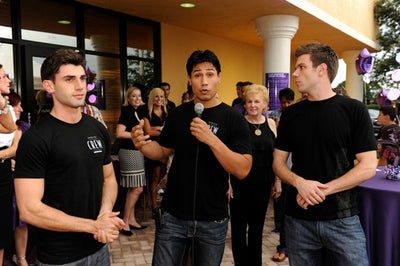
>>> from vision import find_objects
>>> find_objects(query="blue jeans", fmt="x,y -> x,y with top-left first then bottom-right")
36,244 -> 110,266
285,215 -> 368,266
152,211 -> 228,266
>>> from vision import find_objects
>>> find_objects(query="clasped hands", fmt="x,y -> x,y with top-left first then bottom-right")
296,179 -> 328,210
93,211 -> 125,244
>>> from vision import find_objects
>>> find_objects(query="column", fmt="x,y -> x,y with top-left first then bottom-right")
255,15 -> 299,110
341,50 -> 364,102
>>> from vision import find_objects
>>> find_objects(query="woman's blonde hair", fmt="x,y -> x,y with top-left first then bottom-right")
244,84 -> 269,113
123,86 -> 143,107
147,87 -> 167,119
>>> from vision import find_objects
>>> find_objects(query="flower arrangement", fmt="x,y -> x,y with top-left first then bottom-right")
378,126 -> 400,180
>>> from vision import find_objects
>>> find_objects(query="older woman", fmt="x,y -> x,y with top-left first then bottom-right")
116,87 -> 147,235
229,84 -> 277,266
143,87 -> 168,215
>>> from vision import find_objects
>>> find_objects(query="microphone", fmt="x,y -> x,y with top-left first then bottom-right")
194,103 -> 204,118
192,102 -> 204,265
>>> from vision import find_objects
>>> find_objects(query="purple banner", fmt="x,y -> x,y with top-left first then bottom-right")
265,72 -> 289,111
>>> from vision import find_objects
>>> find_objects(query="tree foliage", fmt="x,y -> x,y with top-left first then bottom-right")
369,0 -> 400,92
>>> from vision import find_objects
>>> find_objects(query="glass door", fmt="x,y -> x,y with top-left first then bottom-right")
22,45 -> 59,124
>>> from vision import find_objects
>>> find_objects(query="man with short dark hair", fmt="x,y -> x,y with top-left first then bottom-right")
159,82 -> 176,113
378,105 -> 397,130
15,49 -> 124,265
232,81 -> 252,115
231,81 -> 243,106
273,43 -> 377,266
132,49 -> 252,265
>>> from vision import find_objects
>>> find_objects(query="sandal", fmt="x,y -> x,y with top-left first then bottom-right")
12,255 -> 27,266
272,250 -> 287,262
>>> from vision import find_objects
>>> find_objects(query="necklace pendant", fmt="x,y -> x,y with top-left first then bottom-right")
255,129 -> 262,136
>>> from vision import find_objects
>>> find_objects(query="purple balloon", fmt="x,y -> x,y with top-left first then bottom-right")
387,88 -> 400,101
355,48 -> 374,75
392,69 -> 400,82
360,48 -> 371,58
396,52 -> 400,64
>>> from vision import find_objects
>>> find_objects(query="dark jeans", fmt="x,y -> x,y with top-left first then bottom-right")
285,215 -> 368,266
152,211 -> 228,266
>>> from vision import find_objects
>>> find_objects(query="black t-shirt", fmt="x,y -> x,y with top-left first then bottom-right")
143,105 -> 167,141
158,101 -> 252,221
275,95 -> 377,220
118,105 -> 146,150
166,100 -> 176,114
15,114 -> 111,264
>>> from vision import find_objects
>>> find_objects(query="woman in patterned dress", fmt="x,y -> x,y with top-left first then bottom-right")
116,87 -> 148,235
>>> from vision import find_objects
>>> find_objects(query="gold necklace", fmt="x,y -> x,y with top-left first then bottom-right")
253,123 -> 262,136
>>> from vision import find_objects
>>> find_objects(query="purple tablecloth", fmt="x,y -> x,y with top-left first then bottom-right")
358,166 -> 400,266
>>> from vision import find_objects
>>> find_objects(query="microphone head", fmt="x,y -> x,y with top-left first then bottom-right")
194,103 -> 204,117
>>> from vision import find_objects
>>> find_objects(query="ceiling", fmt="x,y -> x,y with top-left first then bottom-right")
75,0 -> 378,55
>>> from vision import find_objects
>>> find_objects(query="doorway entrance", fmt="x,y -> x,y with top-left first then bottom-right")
22,45 -> 62,124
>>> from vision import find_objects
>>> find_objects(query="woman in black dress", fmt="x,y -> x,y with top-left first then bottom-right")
143,87 -> 168,215
229,84 -> 277,266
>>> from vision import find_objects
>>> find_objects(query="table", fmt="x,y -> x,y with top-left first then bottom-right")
358,166 -> 400,266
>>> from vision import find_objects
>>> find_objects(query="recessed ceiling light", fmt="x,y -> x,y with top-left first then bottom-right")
180,3 -> 195,8
57,20 -> 71,25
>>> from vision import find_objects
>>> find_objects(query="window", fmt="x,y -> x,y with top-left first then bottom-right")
0,43 -> 14,86
84,9 -> 119,53
20,0 -> 76,46
127,59 -> 155,90
86,54 -> 121,136
0,0 -> 12,39
127,21 -> 154,58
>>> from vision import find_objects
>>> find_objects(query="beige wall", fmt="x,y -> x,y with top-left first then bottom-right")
306,0 -> 378,41
160,23 -> 263,106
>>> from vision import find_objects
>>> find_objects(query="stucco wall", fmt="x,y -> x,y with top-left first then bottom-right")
305,0 -> 378,41
160,23 -> 263,106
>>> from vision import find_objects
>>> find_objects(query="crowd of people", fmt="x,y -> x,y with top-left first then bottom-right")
0,42 -> 380,266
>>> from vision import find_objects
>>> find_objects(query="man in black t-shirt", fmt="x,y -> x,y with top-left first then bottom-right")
15,49 -> 124,265
132,50 -> 252,266
273,43 -> 377,266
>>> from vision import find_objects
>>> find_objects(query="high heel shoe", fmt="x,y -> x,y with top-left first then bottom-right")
129,224 -> 147,230
120,229 -> 133,236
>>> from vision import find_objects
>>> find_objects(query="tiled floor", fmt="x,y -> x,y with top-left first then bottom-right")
109,200 -> 289,266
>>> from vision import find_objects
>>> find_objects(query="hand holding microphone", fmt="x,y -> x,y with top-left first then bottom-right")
191,103 -> 214,145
